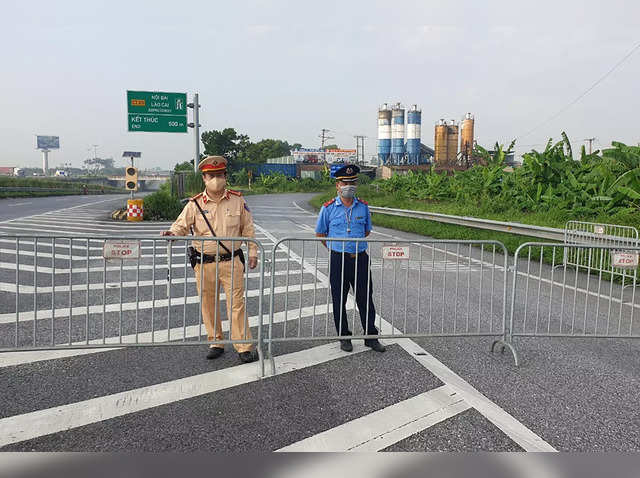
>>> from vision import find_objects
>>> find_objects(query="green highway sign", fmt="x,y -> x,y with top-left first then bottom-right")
126,90 -> 187,133
128,114 -> 187,133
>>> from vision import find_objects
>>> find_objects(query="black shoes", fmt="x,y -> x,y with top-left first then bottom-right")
365,339 -> 386,353
340,340 -> 353,352
206,347 -> 224,360
239,351 -> 256,363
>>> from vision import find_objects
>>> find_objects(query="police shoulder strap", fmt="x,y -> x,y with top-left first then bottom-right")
190,198 -> 233,256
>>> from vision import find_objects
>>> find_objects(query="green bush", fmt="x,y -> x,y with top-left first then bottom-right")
143,188 -> 183,221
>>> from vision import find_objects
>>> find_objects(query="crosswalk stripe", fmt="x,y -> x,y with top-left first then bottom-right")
0,269 -> 295,294
0,281 -> 326,324
0,304 -> 351,368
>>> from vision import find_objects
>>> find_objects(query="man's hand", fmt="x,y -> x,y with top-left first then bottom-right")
161,231 -> 175,236
248,256 -> 258,269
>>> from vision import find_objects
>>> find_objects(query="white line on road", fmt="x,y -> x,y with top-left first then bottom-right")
0,268 -> 294,294
0,304 -> 346,368
0,339 -> 373,447
7,202 -> 32,206
0,281 -> 325,324
277,385 -> 469,451
0,197 -> 127,225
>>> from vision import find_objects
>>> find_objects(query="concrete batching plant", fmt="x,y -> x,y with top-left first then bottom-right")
433,113 -> 475,168
377,104 -> 391,164
377,102 -> 427,165
406,105 -> 421,163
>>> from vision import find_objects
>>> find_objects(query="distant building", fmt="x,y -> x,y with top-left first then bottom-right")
292,148 -> 357,164
0,167 -> 16,176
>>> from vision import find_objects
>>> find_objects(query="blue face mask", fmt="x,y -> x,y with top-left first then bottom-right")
339,185 -> 357,198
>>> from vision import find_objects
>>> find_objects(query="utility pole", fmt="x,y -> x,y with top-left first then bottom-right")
188,93 -> 201,173
584,137 -> 596,155
318,129 -> 333,163
354,135 -> 367,164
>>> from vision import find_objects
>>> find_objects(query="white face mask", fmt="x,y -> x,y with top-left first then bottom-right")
206,176 -> 226,193
339,185 -> 357,198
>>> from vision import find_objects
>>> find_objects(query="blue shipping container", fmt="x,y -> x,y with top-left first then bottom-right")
256,164 -> 297,178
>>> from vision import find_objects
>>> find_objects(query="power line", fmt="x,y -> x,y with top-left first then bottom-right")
517,40 -> 640,141
318,129 -> 334,162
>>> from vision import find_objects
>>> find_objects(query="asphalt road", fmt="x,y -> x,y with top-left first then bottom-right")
0,192 -> 638,451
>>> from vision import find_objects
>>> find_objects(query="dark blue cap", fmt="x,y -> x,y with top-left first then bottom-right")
334,164 -> 360,181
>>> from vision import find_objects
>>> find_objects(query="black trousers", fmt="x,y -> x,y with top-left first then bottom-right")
329,250 -> 379,339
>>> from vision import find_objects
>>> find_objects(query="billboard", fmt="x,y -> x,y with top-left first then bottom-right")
36,136 -> 60,150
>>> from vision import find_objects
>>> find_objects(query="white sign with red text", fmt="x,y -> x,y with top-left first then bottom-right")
611,250 -> 639,269
103,240 -> 141,260
381,245 -> 410,260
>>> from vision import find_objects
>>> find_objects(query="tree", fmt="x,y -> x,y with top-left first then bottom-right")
201,128 -> 250,161
174,161 -> 194,172
239,139 -> 291,163
291,143 -> 302,151
324,144 -> 339,150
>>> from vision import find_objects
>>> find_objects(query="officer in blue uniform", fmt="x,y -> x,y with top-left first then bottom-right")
316,164 -> 385,353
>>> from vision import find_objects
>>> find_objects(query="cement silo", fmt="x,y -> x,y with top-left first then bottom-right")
406,105 -> 421,164
446,120 -> 458,163
434,119 -> 448,163
377,104 -> 392,164
391,103 -> 405,163
460,113 -> 474,162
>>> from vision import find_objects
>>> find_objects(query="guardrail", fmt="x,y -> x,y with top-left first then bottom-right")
0,187 -> 121,194
368,206 -> 566,241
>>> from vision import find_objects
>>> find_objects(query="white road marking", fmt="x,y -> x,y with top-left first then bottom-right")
292,201 -> 314,215
0,197 -> 127,225
0,281 -> 325,324
0,268 -> 293,294
0,304 -> 348,368
8,202 -> 32,206
277,385 -> 469,451
0,339 -> 377,448
0,256 -> 288,274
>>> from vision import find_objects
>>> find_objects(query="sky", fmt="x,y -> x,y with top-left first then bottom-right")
1,0 -> 639,170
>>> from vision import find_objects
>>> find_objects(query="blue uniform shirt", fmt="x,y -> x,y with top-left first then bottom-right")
316,196 -> 372,253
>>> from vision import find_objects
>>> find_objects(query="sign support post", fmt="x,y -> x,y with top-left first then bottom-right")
42,149 -> 49,176
188,93 -> 201,173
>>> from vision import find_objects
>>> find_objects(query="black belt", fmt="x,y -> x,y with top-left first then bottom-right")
331,250 -> 367,259
194,248 -> 243,264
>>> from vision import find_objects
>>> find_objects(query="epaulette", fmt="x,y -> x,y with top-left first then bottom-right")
227,189 -> 243,196
358,198 -> 369,205
189,192 -> 203,201
323,198 -> 336,207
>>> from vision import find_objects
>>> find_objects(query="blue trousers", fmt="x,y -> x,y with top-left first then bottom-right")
329,250 -> 379,339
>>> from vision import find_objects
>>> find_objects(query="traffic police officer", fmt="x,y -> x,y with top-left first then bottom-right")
162,156 -> 258,363
315,164 -> 385,353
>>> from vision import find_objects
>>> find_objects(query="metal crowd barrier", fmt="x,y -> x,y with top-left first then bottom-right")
267,237 -> 511,373
562,221 -> 638,285
501,242 -> 640,365
0,235 -> 266,374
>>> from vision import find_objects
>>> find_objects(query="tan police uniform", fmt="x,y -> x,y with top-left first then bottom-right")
169,156 -> 257,353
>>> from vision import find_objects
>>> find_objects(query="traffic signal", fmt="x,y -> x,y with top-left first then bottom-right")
125,166 -> 138,191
